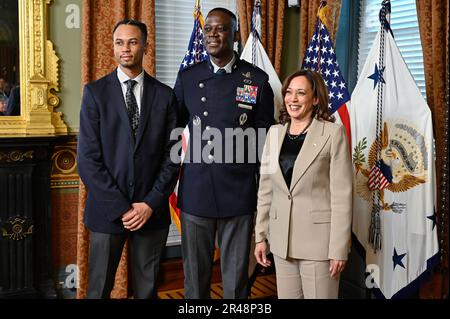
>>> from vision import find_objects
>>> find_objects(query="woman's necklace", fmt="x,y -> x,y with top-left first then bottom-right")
286,119 -> 313,140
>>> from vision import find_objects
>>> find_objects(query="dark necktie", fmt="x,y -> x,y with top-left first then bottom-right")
125,79 -> 139,137
216,68 -> 226,75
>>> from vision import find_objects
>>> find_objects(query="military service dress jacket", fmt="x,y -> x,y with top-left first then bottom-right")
174,55 -> 275,218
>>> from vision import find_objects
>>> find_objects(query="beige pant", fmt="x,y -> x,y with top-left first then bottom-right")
273,255 -> 339,299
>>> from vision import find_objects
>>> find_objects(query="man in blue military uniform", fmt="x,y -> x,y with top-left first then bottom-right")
174,7 -> 274,299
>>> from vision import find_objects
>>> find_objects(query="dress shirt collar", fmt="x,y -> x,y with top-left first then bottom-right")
117,67 -> 144,85
210,54 -> 236,74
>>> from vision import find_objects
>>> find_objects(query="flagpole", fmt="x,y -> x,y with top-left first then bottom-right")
251,0 -> 262,66
368,0 -> 391,253
315,1 -> 327,70
194,0 -> 200,18
194,0 -> 202,22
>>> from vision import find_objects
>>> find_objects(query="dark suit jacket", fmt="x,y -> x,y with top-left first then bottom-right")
6,86 -> 20,116
174,55 -> 274,218
77,69 -> 179,234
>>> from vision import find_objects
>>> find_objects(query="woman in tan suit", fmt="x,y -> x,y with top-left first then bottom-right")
254,69 -> 352,299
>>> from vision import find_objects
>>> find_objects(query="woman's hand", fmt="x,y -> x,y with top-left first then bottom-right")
254,241 -> 271,267
329,259 -> 347,278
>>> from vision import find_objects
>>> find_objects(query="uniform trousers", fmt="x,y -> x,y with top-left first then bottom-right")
181,212 -> 253,299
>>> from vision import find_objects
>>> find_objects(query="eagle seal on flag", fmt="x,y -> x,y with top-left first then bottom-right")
353,121 -> 428,213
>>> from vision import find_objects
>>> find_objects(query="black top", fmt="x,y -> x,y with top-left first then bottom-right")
279,132 -> 307,188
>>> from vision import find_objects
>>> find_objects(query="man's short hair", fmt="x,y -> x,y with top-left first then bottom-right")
207,7 -> 238,32
113,19 -> 148,43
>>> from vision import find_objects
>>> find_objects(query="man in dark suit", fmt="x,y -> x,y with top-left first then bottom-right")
6,85 -> 20,116
77,19 -> 178,299
0,77 -> 8,116
174,8 -> 274,299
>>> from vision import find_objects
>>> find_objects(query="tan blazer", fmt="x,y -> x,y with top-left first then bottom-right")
255,118 -> 352,261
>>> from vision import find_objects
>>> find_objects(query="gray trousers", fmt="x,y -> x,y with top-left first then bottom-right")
87,227 -> 169,299
181,212 -> 253,299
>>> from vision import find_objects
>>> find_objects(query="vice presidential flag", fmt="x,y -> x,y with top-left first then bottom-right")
240,0 -> 283,120
169,1 -> 207,235
301,0 -> 351,148
350,0 -> 439,298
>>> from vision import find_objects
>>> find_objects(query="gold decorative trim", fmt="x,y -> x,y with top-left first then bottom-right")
51,149 -> 77,174
0,150 -> 34,163
0,0 -> 68,135
50,142 -> 79,189
1,216 -> 34,241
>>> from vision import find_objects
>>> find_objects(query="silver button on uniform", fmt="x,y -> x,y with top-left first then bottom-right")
199,83 -> 204,88
201,97 -> 206,102
203,111 -> 208,117
206,126 -> 210,130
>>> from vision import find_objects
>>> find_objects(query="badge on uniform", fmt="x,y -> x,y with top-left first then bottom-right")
243,72 -> 252,84
193,115 -> 201,126
239,113 -> 248,125
238,103 -> 252,110
236,85 -> 258,104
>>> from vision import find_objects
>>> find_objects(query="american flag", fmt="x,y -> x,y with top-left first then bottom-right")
180,5 -> 207,71
169,2 -> 207,235
301,1 -> 351,148
368,163 -> 391,190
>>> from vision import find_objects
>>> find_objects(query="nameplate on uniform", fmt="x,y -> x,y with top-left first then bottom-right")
236,85 -> 258,104
238,103 -> 252,110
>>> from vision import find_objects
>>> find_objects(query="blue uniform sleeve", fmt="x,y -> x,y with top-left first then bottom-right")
174,71 -> 189,128
255,76 -> 275,159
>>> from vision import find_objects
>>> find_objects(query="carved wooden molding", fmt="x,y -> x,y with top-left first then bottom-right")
0,150 -> 34,163
1,216 -> 34,241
